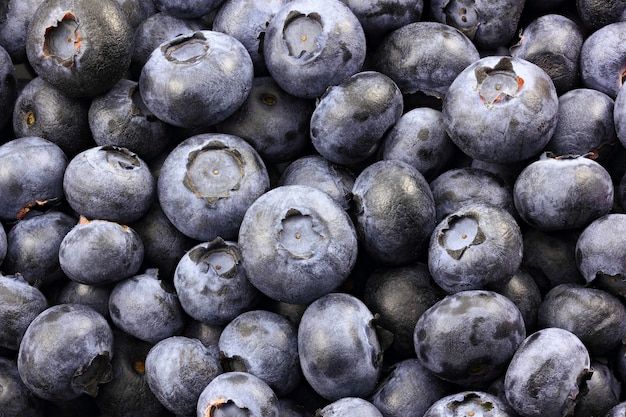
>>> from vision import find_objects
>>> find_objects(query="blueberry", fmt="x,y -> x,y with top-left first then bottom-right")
139,30 -> 254,129
414,290 -> 526,387
0,0 -> 45,64
310,71 -> 403,166
298,292 -> 382,401
372,21 -> 479,97
0,221 -> 6,265
153,0 -> 225,19
58,218 -> 144,286
25,0 -> 133,97
0,272 -> 48,350
423,391 -> 516,417
580,21 -> 626,99
0,136 -> 67,222
55,280 -> 112,319
145,336 -> 222,415
504,328 -> 592,417
0,45 -> 17,132
157,132 -> 269,242
109,269 -> 186,344
218,309 -> 301,396
513,154 -> 614,231
573,360 -> 621,417
316,397 -> 382,417
263,0 -> 367,99
613,80 -> 626,150
173,238 -> 258,325
488,269 -> 542,334
576,0 -> 626,31
112,0 -> 158,30
12,77 -> 94,157
605,402 -> 626,417
238,185 -> 358,304
428,204 -> 523,293
443,56 -> 558,163
17,303 -> 114,401
340,0 -> 423,38
0,356 -> 44,417
196,371 -> 280,417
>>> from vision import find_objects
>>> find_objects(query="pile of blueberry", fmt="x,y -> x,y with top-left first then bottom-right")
3,0 -> 626,416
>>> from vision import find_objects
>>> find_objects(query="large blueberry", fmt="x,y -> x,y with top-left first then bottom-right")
263,0 -> 367,98
139,30 -> 253,128
310,71 -> 403,166
428,204 -> 523,293
0,356 -> 44,417
443,56 -> 558,163
238,185 -> 358,304
580,21 -> 626,99
577,0 -> 626,30
573,360 -> 621,417
158,133 -> 269,241
504,328 -> 592,417
414,290 -> 526,387
316,397 -> 382,417
298,292 -> 382,401
423,391 -> 516,417
17,304 -> 114,401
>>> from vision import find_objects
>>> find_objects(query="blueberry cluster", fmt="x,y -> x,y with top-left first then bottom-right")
2,0 -> 626,416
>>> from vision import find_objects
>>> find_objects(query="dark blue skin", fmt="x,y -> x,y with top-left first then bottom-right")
157,133 -> 270,242
145,336 -> 222,415
139,30 -> 254,129
58,218 -> 144,286
340,0 -> 423,38
0,45 -> 16,131
174,238 -> 258,325
310,71 -> 403,167
316,397 -> 382,417
510,14 -> 583,94
212,0 -> 291,75
613,81 -> 626,151
25,0 -> 133,97
513,154 -> 614,231
545,88 -> 617,157
0,0 -> 45,64
379,107 -> 457,182
263,0 -> 367,99
218,309 -> 301,396
430,167 -> 516,224
196,371 -> 280,417
55,281 -> 112,319
153,0 -> 224,18
12,77 -> 94,157
368,358 -> 452,417
351,159 -> 436,266
504,328 -> 592,417
63,145 -> 155,223
443,56 -> 559,164
488,269 -> 542,334
215,76 -> 315,165
428,204 -> 523,293
0,273 -> 48,351
17,303 -> 114,401
423,391 -> 516,417
88,79 -> 171,161
580,21 -> 626,99
279,398 -> 314,417
183,320 -> 223,350
0,137 -> 67,222
0,221 -> 6,265
298,292 -> 382,401
573,360 -> 621,417
279,155 -> 356,211
238,185 -> 358,305
429,0 -> 525,49
577,0 -> 626,31
112,0 -> 158,30
0,357 -> 44,417
2,210 -> 76,287
414,290 -> 526,388
538,284 -> 626,357
372,21 -> 479,97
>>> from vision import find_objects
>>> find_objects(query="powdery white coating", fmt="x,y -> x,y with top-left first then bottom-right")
576,213 -> 626,283
580,21 -> 626,99
423,391 -> 516,417
317,397 -> 383,416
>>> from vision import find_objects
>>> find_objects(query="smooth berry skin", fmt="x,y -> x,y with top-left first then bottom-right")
17,304 -> 114,402
504,328 -> 592,417
574,360 -> 621,417
55,280 -> 112,319
263,0 -> 367,99
613,82 -> 626,150
0,0 -> 45,64
580,21 -> 626,99
317,397 -> 382,417
0,45 -> 16,131
607,403 -> 626,417
238,185 -> 358,305
340,0 -> 423,38
489,269 -> 542,334
298,292 -> 382,401
0,357 -> 44,417
423,391 -> 516,417
153,0 -> 224,18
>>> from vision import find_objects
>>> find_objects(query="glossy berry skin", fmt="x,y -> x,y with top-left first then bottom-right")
298,292 -> 382,401
428,204 -> 523,293
263,0 -> 367,99
153,0 -> 224,18
513,154 -> 614,232
489,269 -> 542,334
580,21 -> 626,99
443,56 -> 558,164
17,304 -> 114,401
573,360 -> 621,417
0,137 -> 67,222
423,391 -> 516,417
63,145 -> 155,223
414,290 -> 526,388
196,371 -> 280,417
0,357 -> 44,417
174,238 -> 258,325
310,71 -> 403,166
25,0 -> 133,97
504,328 -> 592,417
340,0 -> 423,37
145,336 -> 222,416
109,269 -> 186,344
372,21 -> 479,97
55,281 -> 112,319
351,160 -> 436,265
239,185 -> 358,305
158,133 -> 269,242
218,309 -> 301,396
316,397 -> 382,417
